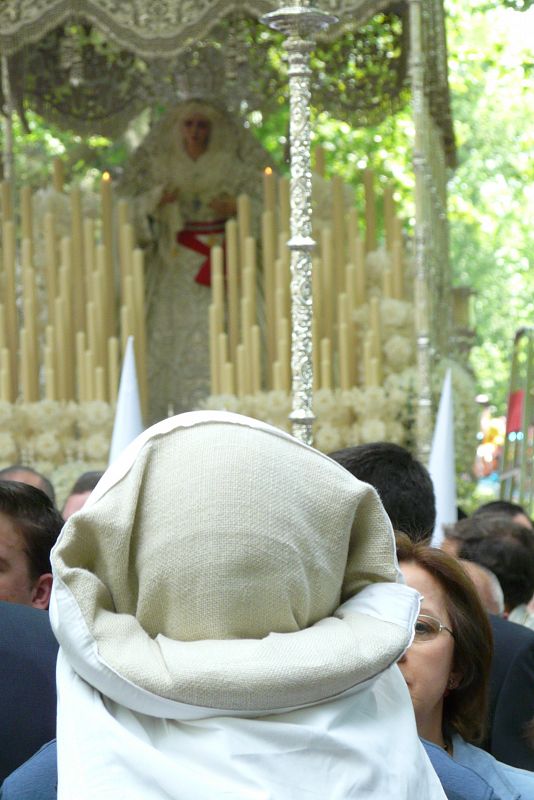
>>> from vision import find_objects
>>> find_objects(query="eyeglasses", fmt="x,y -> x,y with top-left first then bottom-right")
413,614 -> 454,643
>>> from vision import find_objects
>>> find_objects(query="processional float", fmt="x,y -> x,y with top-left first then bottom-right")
0,0 -> 461,500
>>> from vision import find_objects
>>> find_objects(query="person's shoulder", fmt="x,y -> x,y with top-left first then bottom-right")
0,600 -> 49,626
1,740 -> 57,800
452,735 -> 534,800
421,739 -> 497,800
0,601 -> 57,653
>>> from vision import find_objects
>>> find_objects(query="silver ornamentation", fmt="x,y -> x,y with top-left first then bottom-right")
1,55 -> 14,182
262,1 -> 336,445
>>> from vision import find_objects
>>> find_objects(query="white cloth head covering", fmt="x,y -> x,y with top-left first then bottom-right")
50,411 -> 446,799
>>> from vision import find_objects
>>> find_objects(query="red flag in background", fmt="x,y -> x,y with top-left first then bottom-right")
506,389 -> 525,434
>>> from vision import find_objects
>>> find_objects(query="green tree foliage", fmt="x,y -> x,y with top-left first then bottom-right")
2,110 -> 129,187
446,0 -> 534,412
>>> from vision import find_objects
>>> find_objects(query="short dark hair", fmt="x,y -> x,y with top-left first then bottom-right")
473,500 -> 531,525
68,471 -> 103,496
0,481 -> 63,579
0,465 -> 56,505
329,443 -> 436,542
453,515 -> 534,611
396,533 -> 492,744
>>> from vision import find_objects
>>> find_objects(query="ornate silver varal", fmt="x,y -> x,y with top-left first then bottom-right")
261,1 -> 336,445
1,55 -> 14,181
408,0 -> 453,464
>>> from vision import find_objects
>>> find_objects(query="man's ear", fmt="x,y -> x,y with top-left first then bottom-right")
30,573 -> 53,610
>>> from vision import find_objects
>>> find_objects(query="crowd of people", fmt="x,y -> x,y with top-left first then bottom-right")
1,417 -> 534,799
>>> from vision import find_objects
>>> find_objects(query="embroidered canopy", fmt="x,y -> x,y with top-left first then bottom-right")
0,0 -> 454,165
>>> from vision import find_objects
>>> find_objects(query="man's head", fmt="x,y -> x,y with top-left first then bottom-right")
62,471 -> 103,520
459,559 -> 505,617
0,481 -> 64,609
452,514 -> 534,613
329,442 -> 436,543
0,465 -> 55,505
472,500 -> 533,530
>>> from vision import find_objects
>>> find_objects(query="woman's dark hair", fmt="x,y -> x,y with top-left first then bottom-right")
396,533 -> 493,744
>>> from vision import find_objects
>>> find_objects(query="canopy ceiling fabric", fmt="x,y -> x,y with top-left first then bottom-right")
0,1 -> 394,58
0,0 -> 454,163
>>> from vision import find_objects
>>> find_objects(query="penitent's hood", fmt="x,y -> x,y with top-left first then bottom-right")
50,411 -> 446,799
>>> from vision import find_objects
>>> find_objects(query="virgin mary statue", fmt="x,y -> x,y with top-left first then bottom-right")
120,100 -> 270,422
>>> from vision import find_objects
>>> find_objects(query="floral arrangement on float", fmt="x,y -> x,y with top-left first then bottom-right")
0,400 -> 113,506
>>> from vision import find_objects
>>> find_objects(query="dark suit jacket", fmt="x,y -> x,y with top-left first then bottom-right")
0,602 -> 58,783
487,614 -> 534,771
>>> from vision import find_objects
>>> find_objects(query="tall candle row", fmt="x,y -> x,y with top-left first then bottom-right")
0,173 -> 147,413
208,168 -> 407,398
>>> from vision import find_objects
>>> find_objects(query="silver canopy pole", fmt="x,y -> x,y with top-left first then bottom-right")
261,1 -> 336,445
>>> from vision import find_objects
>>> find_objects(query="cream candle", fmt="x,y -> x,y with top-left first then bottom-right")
209,304 -> 221,396
363,169 -> 377,253
52,158 -> 64,193
44,213 -> 57,323
108,337 -> 120,404
225,218 -> 240,362
320,337 -> 331,390
263,167 -> 276,214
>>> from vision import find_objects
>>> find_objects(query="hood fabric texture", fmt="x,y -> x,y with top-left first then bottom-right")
50,411 -> 446,799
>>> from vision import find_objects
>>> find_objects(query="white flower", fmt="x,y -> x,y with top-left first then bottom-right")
385,387 -> 408,417
33,461 -> 55,481
348,422 -> 362,445
0,402 -> 14,429
313,388 -> 337,416
239,395 -> 259,419
78,402 -> 114,434
339,388 -> 364,413
51,460 -> 100,510
366,247 -> 390,287
264,390 -> 291,419
34,432 -> 62,461
314,423 -> 343,453
386,367 -> 418,395
384,335 -> 413,371
380,298 -> 414,331
316,390 -> 351,427
359,387 -> 387,418
352,306 -> 368,329
385,420 -> 406,445
83,432 -> 111,461
199,394 -> 242,414
360,418 -> 387,443
22,401 -> 73,436
0,431 -> 17,462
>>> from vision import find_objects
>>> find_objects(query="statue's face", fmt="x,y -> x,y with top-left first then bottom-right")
182,113 -> 211,157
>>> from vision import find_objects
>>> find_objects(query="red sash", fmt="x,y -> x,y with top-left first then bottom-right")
177,219 -> 226,286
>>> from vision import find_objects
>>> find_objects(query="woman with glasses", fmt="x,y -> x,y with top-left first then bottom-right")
396,534 -> 534,798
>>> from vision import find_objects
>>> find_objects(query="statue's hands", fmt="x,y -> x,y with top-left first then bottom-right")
210,194 -> 237,219
159,188 -> 179,206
